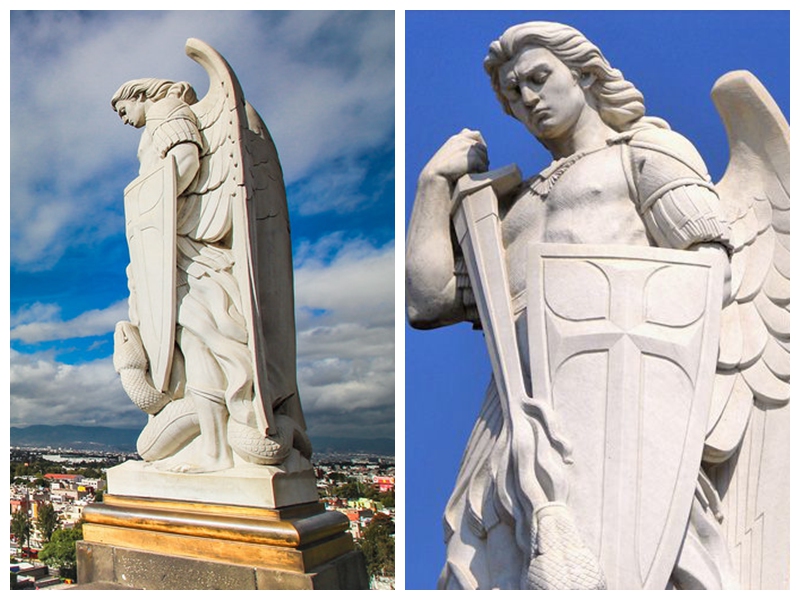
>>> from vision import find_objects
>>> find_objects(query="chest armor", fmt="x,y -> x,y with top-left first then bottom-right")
501,144 -> 650,299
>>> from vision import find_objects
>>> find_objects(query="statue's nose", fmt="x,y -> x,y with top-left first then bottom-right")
521,85 -> 539,107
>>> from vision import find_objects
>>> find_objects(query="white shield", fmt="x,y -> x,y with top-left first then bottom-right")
123,157 -> 177,393
526,243 -> 725,589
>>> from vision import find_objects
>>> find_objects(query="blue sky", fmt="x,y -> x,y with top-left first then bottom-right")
404,10 -> 789,589
9,11 -> 395,441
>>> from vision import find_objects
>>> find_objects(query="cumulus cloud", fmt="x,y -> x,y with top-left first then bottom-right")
9,236 -> 395,439
11,10 -> 394,271
11,299 -> 128,344
9,11 -> 396,444
294,235 -> 394,438
295,233 -> 394,326
10,349 -> 146,430
290,160 -> 370,217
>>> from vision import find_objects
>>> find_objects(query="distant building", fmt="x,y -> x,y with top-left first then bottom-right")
10,497 -> 31,515
44,473 -> 82,483
373,476 -> 394,493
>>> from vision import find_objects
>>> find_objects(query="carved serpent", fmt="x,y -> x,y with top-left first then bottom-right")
229,414 -> 312,465
526,502 -> 606,590
114,320 -> 311,464
113,321 -> 170,414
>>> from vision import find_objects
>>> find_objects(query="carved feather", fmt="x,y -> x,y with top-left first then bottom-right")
704,372 -> 752,463
705,70 -> 790,588
716,302 -> 743,369
183,38 -> 271,434
184,38 -> 304,436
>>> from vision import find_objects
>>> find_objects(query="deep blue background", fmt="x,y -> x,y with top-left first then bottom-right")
404,10 -> 789,590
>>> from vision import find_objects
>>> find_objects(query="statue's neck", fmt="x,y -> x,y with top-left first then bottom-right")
541,106 -> 616,160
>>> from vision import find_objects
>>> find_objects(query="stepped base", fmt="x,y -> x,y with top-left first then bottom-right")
77,494 -> 368,590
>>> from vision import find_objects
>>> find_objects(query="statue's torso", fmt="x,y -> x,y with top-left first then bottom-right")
501,145 -> 649,299
136,130 -> 159,175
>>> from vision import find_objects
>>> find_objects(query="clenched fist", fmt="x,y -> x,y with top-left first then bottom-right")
420,128 -> 489,184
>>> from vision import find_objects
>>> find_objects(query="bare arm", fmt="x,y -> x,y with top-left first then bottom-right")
406,129 -> 488,329
406,173 -> 463,329
167,142 -> 201,195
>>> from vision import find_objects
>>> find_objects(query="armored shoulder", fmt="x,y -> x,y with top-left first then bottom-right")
626,128 -> 731,252
145,97 -> 204,158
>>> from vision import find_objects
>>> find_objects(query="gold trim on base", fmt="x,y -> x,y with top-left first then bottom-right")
82,495 -> 353,573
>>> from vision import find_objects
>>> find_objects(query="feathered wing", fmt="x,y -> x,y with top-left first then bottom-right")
702,71 -> 789,589
184,38 -> 304,436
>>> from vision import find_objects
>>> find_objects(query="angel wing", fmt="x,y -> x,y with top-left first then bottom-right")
702,71 -> 789,589
184,38 -> 304,435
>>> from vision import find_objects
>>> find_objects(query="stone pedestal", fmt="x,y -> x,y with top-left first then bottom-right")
103,457 -> 320,508
77,459 -> 368,589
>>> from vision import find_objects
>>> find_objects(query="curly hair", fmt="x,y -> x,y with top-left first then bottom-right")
111,78 -> 197,110
484,22 -> 667,132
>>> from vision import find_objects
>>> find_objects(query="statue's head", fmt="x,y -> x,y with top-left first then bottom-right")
111,78 -> 197,128
484,22 -> 654,134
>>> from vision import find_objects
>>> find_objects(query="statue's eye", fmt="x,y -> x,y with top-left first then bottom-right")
504,83 -> 520,100
531,71 -> 549,85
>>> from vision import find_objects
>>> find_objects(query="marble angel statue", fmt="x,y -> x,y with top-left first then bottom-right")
111,38 -> 310,473
406,22 -> 788,590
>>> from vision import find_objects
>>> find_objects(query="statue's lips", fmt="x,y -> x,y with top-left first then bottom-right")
529,108 -> 551,128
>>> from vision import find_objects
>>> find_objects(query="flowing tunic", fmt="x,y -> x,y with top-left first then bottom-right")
134,97 -> 255,426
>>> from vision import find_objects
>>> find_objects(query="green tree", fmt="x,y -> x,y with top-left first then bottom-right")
39,525 -> 84,581
378,489 -> 395,508
11,510 -> 32,555
36,502 -> 60,544
359,513 -> 394,579
82,467 -> 101,479
333,480 -> 368,500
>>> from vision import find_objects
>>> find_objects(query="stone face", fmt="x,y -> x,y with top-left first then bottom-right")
406,21 -> 789,590
110,38 -> 309,476
76,541 -> 115,586
113,548 -> 258,590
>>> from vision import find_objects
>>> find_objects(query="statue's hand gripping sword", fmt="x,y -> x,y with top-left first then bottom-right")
451,166 -> 606,590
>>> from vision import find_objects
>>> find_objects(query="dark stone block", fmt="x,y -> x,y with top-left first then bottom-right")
77,541 -> 370,590
76,541 -> 115,585
254,568 -> 313,590
113,548 -> 258,590
336,550 -> 370,590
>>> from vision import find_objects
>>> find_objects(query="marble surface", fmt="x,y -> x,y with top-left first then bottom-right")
110,38 -> 309,475
106,452 -> 319,509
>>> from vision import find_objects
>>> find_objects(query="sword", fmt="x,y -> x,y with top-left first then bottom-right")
451,166 -> 605,589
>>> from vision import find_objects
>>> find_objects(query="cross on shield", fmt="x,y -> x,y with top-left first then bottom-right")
526,243 -> 725,589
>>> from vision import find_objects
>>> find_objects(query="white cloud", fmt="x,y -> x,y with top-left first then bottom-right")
294,236 -> 395,438
10,302 -> 61,328
290,160 -> 369,216
9,349 -> 146,430
11,10 -> 394,270
10,299 -> 129,344
9,237 -> 395,439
